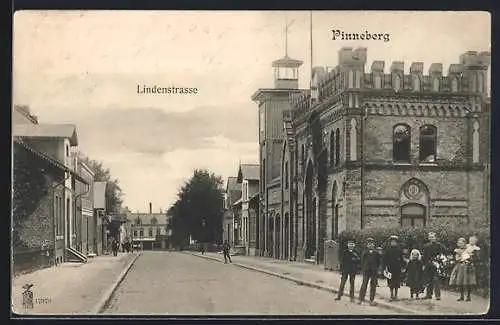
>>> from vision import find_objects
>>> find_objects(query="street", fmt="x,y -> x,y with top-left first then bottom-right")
104,251 -> 400,315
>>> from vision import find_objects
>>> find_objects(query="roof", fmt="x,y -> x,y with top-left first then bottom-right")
13,123 -> 78,146
237,164 -> 260,182
226,176 -> 239,192
129,213 -> 169,226
232,197 -> 242,207
272,55 -> 304,68
14,138 -> 88,185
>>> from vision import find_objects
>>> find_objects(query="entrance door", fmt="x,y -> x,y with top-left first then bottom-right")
401,204 -> 426,227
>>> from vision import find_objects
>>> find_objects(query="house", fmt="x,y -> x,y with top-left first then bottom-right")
232,163 -> 260,255
253,48 -> 491,263
74,160 -> 95,256
129,203 -> 169,250
13,123 -> 91,265
222,176 -> 240,247
93,181 -> 107,255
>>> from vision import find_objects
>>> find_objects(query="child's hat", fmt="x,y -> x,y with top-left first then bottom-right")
389,235 -> 399,241
366,237 -> 375,242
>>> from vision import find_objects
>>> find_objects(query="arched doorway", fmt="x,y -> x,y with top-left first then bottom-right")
304,162 -> 316,259
401,203 -> 426,228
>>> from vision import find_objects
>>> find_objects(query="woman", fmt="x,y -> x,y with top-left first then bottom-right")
449,236 -> 480,301
383,235 -> 405,301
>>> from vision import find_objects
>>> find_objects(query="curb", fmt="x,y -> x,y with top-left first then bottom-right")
187,252 -> 420,315
92,252 -> 142,314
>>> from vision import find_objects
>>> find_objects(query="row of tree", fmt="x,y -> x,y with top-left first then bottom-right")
167,169 -> 225,248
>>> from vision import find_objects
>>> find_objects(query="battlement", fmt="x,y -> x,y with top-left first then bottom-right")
339,47 -> 367,65
459,51 -> 491,68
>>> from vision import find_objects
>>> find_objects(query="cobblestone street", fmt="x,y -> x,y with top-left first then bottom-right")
104,251 -> 400,315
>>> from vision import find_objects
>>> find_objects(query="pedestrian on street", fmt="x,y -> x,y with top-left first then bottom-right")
406,249 -> 424,299
383,235 -> 405,301
358,237 -> 381,306
335,239 -> 360,302
112,238 -> 119,257
222,240 -> 232,264
422,232 -> 447,300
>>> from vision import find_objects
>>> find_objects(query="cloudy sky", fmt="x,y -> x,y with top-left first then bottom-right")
13,11 -> 490,213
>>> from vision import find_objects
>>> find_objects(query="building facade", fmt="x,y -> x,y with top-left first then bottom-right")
222,176 -> 240,246
236,164 -> 260,255
254,48 -> 491,263
129,203 -> 169,250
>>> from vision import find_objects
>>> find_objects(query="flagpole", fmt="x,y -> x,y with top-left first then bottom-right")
310,10 -> 313,90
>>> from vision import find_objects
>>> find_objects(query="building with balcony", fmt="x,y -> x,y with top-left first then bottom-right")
253,48 -> 491,263
129,203 -> 169,250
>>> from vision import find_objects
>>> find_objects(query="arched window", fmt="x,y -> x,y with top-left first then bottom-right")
394,74 -> 401,92
393,124 -> 411,162
335,128 -> 340,166
355,71 -> 361,88
348,70 -> 354,88
374,75 -> 382,89
301,144 -> 305,168
451,78 -> 459,92
432,78 -> 439,92
148,228 -> 153,237
473,121 -> 479,163
156,227 -> 161,236
401,203 -> 425,228
329,132 -> 335,166
331,182 -> 338,239
350,119 -> 357,161
413,76 -> 421,91
419,125 -> 437,162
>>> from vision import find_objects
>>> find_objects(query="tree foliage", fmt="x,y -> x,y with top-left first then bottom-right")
78,154 -> 124,214
167,169 -> 224,247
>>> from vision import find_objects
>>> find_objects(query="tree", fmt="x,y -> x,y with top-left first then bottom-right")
167,169 -> 224,248
78,154 -> 124,214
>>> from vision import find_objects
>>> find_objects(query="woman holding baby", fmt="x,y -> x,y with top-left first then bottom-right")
449,236 -> 481,302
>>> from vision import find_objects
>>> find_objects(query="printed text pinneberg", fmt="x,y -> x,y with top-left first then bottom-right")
137,84 -> 199,95
331,29 -> 390,43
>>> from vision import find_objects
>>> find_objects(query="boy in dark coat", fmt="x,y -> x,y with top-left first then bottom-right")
422,232 -> 447,300
222,240 -> 232,264
335,239 -> 361,302
358,237 -> 381,306
383,235 -> 406,301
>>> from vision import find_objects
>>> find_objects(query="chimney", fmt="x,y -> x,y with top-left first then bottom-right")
149,202 -> 152,214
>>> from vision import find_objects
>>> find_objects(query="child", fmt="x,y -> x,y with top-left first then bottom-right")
406,249 -> 424,299
222,240 -> 232,264
449,236 -> 480,301
335,239 -> 361,302
358,237 -> 381,306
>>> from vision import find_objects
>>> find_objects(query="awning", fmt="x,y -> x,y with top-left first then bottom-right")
14,138 -> 89,185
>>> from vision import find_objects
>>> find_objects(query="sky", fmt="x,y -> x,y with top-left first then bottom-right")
12,11 -> 491,213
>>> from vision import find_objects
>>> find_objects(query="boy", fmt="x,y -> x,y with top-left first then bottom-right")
222,240 -> 232,264
358,237 -> 381,306
335,239 -> 361,302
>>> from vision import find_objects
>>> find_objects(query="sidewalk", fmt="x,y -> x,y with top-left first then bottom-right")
12,252 -> 140,315
191,252 -> 489,315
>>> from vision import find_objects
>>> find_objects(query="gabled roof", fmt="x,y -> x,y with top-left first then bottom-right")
237,163 -> 260,182
13,123 -> 78,146
226,176 -> 239,192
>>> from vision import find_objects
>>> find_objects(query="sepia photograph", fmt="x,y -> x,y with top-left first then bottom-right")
11,10 -> 491,316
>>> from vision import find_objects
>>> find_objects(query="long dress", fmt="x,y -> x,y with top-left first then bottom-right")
449,246 -> 479,286
383,246 -> 405,289
406,259 -> 424,291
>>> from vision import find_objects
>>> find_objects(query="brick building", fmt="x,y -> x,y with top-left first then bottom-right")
253,48 -> 491,263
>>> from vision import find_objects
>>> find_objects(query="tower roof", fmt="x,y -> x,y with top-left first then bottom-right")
272,55 -> 303,68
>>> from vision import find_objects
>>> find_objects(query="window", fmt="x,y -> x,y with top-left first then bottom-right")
139,229 -> 144,237
393,124 -> 411,162
149,228 -> 153,237
329,132 -> 335,166
355,71 -> 361,88
301,144 -> 305,168
262,159 -> 266,191
133,230 -> 137,237
66,198 -> 70,237
156,228 -> 161,236
335,128 -> 340,166
413,76 -> 420,91
419,125 -> 437,162
151,217 -> 157,225
243,182 -> 248,201
401,204 -> 425,228
473,121 -> 479,163
432,78 -> 439,92
349,119 -> 357,161
135,217 -> 141,225
374,75 -> 382,89
394,74 -> 401,92
331,183 -> 338,240
66,145 -> 70,157
451,78 -> 458,92
284,161 -> 289,189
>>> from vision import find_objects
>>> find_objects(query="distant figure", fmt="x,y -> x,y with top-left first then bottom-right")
112,238 -> 119,256
222,240 -> 232,264
201,243 -> 205,255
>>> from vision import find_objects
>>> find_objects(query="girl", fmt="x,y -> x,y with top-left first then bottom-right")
449,237 -> 480,301
406,249 -> 424,299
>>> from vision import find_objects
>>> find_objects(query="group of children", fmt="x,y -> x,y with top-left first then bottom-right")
334,232 -> 481,305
